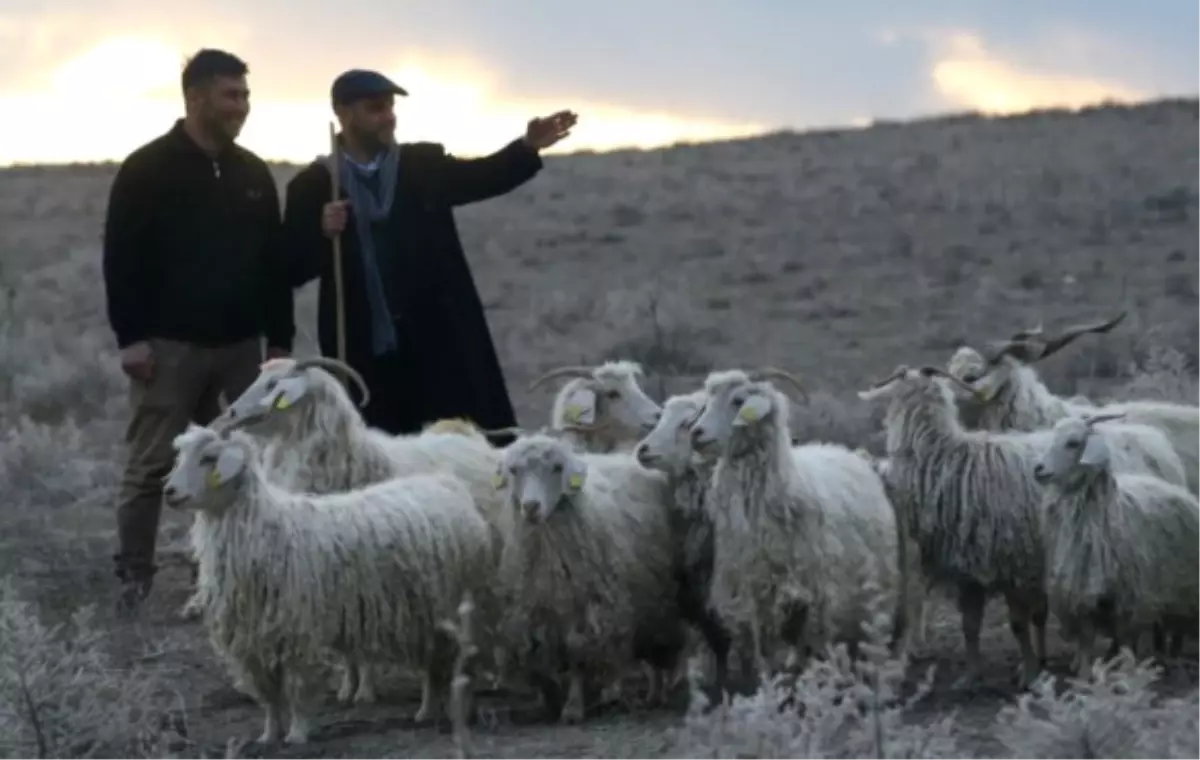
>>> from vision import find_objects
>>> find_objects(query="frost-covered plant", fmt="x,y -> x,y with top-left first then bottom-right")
0,580 -> 182,758
670,590 -> 960,759
993,650 -> 1200,759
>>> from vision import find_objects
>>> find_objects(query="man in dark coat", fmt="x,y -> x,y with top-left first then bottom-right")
282,69 -> 575,441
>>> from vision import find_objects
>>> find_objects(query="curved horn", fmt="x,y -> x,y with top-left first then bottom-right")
479,425 -> 527,440
291,356 -> 371,409
1037,311 -> 1128,361
918,365 -> 987,400
215,414 -> 257,439
1084,412 -> 1126,427
526,365 -> 595,393
749,367 -> 809,402
868,365 -> 909,390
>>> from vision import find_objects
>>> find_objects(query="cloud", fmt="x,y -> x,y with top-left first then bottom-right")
897,28 -> 1146,114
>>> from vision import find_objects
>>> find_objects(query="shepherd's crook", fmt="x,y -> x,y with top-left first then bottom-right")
327,122 -> 347,366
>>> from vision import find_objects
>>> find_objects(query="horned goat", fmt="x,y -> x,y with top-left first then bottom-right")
493,431 -> 685,723
526,360 -> 664,453
163,424 -> 496,745
634,389 -> 733,698
858,365 -> 1052,688
957,312 -> 1198,494
690,367 -> 919,680
205,355 -> 508,704
1033,412 -> 1200,676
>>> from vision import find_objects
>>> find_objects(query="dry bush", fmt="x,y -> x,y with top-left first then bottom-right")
0,579 -> 183,758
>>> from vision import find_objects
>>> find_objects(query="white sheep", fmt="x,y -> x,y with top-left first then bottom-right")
1033,412 -> 1199,676
633,389 -> 733,698
525,360 -> 664,453
493,431 -> 685,723
205,355 -> 508,703
163,424 -> 497,745
957,313 -> 1198,494
689,367 -> 918,679
858,365 -> 1052,688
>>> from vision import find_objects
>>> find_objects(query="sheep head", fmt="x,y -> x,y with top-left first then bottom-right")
858,364 -> 985,410
163,424 -> 254,513
529,360 -> 664,439
1033,412 -> 1127,487
690,367 -> 805,460
634,389 -> 707,474
968,311 -> 1127,402
211,355 -> 370,433
494,433 -> 589,525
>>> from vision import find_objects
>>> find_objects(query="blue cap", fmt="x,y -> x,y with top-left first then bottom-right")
331,69 -> 408,106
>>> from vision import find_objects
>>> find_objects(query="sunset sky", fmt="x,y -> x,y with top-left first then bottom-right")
1,0 -> 1196,165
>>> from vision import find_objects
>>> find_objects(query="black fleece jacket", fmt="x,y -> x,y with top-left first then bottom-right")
102,120 -> 295,351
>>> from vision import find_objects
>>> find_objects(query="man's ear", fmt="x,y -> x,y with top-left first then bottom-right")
733,393 -> 773,426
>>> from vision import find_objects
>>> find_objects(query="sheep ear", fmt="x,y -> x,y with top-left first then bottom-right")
263,375 -> 308,411
561,387 -> 597,426
492,465 -> 508,490
1078,433 -> 1110,468
562,455 -> 588,492
209,445 -> 247,489
733,393 -> 772,426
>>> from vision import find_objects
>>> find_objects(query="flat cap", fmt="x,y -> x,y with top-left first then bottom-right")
331,69 -> 408,106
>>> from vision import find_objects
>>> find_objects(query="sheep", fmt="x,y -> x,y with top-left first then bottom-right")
857,365 -> 1052,688
1033,412 -> 1200,676
163,423 -> 497,745
205,355 -> 508,704
957,312 -> 1199,494
689,367 -> 918,680
525,360 -> 664,453
493,431 -> 685,723
633,389 -> 733,698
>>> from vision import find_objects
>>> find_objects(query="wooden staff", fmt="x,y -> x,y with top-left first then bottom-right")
327,122 -> 347,365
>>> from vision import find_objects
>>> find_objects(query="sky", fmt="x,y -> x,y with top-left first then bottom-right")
0,0 -> 1196,165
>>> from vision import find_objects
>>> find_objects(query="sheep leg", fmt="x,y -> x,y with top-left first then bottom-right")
282,668 -> 314,745
952,583 -> 987,689
560,665 -> 586,724
1003,592 -> 1042,689
352,662 -> 377,705
1074,620 -> 1098,679
415,655 -> 449,724
236,660 -> 285,744
335,656 -> 358,704
699,613 -> 732,702
1031,593 -> 1049,667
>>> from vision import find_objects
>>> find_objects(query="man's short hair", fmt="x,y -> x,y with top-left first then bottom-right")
181,49 -> 248,93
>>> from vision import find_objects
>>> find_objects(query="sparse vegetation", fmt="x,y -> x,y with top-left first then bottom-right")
0,98 -> 1196,757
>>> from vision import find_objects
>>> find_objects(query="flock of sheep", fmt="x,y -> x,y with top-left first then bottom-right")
160,310 -> 1200,746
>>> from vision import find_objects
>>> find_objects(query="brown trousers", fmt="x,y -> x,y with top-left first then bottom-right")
113,338 -> 262,584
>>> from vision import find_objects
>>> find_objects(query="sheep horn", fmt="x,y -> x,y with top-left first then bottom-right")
918,365 -> 987,400
479,425 -> 526,439
1084,412 -> 1126,427
526,365 -> 595,393
749,367 -> 809,402
1036,311 -> 1128,361
291,356 -> 371,409
868,365 -> 909,390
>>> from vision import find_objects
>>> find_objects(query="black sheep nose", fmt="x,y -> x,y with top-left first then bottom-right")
164,485 -> 178,499
635,442 -> 648,458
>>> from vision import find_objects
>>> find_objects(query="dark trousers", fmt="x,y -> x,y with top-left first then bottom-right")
114,337 -> 262,584
355,349 -> 435,436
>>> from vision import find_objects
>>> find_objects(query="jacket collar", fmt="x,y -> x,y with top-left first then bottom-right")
167,118 -> 240,161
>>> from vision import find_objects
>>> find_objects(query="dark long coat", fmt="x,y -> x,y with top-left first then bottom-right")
282,138 -> 542,437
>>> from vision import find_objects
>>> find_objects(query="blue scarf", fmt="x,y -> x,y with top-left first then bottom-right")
335,143 -> 401,356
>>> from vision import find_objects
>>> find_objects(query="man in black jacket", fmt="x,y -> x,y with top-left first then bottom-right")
102,48 -> 294,613
283,69 -> 576,441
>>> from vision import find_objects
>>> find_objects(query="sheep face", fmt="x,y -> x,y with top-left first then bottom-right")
163,424 -> 251,513
690,373 -> 777,461
1033,414 -> 1125,487
554,361 -> 663,437
857,365 -> 966,418
634,392 -> 706,474
495,435 -> 589,525
212,358 -> 313,433
946,346 -> 989,398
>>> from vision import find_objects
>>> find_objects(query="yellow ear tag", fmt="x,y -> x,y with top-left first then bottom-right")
492,473 -> 507,489
739,405 -> 759,422
568,473 -> 584,490
563,404 -> 583,423
274,395 -> 292,411
207,470 -> 222,490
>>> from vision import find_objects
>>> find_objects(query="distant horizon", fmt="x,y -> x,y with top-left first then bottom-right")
3,94 -> 1195,170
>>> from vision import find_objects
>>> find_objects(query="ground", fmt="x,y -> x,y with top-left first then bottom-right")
0,98 -> 1197,758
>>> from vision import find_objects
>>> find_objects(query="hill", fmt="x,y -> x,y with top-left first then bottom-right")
0,97 -> 1196,758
